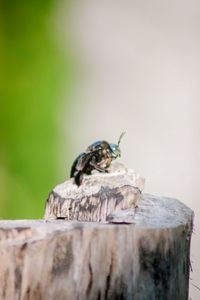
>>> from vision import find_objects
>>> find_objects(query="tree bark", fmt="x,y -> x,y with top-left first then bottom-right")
0,165 -> 194,300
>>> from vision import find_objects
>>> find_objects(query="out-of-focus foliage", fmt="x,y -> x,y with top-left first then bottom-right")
0,0 -> 72,219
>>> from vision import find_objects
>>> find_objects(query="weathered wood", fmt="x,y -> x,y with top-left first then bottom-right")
0,194 -> 193,300
44,162 -> 145,222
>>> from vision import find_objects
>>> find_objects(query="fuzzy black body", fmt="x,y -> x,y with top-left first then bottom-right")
71,141 -> 113,186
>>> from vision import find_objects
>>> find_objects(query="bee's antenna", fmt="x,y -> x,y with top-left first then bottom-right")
118,132 -> 126,145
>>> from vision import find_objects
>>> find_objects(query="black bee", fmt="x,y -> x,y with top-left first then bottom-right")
70,132 -> 125,186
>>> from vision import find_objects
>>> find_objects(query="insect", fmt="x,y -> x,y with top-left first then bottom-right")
70,132 -> 125,186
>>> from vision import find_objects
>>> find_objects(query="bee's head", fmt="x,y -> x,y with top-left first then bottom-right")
110,132 -> 125,159
110,143 -> 121,158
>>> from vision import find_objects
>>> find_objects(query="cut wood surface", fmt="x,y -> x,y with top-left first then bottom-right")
0,164 -> 194,300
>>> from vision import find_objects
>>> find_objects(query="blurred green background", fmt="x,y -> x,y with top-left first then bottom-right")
0,0 -> 73,219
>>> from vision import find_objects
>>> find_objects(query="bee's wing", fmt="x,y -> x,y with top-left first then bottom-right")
71,151 -> 95,176
75,152 -> 92,170
70,153 -> 85,177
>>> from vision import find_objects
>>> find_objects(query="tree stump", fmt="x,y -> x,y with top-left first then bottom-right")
0,164 -> 193,300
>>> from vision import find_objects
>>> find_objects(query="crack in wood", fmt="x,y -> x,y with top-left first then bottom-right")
86,262 -> 93,296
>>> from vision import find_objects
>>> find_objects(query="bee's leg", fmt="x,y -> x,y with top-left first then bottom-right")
90,161 -> 108,173
106,157 -> 112,168
75,171 -> 83,186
